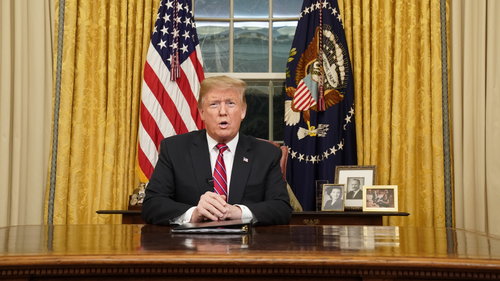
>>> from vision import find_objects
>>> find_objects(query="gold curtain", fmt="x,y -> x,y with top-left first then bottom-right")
339,0 -> 448,228
45,0 -> 160,224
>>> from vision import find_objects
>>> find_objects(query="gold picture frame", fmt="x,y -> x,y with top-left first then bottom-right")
362,185 -> 398,212
321,184 -> 345,212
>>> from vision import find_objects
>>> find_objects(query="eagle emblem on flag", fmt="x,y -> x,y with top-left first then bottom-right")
285,24 -> 350,140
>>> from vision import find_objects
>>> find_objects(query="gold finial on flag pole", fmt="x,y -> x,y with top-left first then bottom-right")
170,0 -> 180,81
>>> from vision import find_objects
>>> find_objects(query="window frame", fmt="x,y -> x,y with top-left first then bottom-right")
192,0 -> 301,140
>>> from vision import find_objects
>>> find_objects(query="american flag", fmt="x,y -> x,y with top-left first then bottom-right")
138,0 -> 205,180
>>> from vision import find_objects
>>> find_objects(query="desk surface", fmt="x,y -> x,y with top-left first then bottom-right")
0,224 -> 499,280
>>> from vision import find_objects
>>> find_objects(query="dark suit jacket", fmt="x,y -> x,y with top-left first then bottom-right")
142,130 -> 292,225
347,190 -> 362,199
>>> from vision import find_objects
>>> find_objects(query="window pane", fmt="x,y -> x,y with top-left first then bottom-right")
272,21 -> 296,72
234,0 -> 268,18
241,81 -> 270,139
197,22 -> 230,72
194,0 -> 230,18
234,22 -> 269,72
272,0 -> 302,18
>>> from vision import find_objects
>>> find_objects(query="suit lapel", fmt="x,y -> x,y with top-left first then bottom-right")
189,130 -> 213,194
228,135 -> 252,204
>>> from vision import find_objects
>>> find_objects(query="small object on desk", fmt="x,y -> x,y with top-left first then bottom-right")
362,185 -> 398,212
315,180 -> 329,211
129,182 -> 147,207
171,219 -> 252,234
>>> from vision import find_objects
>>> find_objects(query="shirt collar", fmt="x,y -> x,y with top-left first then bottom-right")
206,133 -> 239,152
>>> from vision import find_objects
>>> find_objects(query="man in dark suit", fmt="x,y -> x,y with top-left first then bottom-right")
346,178 -> 362,199
142,76 -> 292,226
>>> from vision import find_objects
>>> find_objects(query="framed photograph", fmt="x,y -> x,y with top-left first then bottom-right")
363,185 -> 398,212
334,165 -> 376,210
321,184 -> 345,211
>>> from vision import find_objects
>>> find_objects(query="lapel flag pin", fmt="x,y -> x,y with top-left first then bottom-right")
243,157 -> 248,162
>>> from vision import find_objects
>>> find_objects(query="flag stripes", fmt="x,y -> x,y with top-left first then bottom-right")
294,81 -> 317,110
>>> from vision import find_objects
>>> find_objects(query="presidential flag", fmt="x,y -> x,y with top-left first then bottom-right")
138,0 -> 205,180
284,0 -> 357,211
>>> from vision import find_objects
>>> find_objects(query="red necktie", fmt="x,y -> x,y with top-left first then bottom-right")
213,143 -> 229,199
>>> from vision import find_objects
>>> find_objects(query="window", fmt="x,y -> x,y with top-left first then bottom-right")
193,0 -> 302,140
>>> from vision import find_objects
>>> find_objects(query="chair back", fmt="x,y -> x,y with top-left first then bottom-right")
258,139 -> 287,179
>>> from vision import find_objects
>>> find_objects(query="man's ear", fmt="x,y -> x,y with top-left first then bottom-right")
241,104 -> 247,119
199,107 -> 206,121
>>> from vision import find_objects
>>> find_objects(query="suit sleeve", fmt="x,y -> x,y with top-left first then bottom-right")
141,139 -> 193,225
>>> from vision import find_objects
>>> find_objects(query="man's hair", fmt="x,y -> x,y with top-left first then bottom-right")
198,75 -> 247,108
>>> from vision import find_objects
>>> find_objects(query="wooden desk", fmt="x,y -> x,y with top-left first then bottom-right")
290,211 -> 408,225
0,224 -> 499,280
96,209 -> 409,225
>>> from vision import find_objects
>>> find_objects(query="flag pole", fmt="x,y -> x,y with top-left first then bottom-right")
317,6 -> 325,111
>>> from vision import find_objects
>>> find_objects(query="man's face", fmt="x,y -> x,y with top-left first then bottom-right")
200,88 -> 246,144
350,180 -> 360,191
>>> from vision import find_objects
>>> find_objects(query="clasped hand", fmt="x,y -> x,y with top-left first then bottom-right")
190,191 -> 242,223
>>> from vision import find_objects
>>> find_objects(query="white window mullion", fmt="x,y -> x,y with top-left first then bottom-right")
268,0 -> 273,73
205,73 -> 285,79
229,0 -> 234,72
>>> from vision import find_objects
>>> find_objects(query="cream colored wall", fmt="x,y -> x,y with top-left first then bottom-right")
451,0 -> 500,236
0,0 -> 53,227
